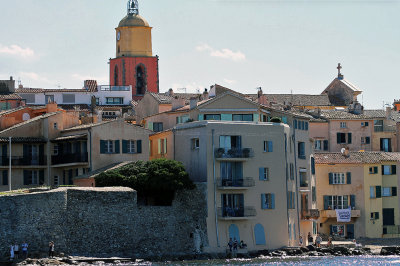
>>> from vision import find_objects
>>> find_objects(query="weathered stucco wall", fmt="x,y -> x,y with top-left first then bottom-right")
0,185 -> 207,260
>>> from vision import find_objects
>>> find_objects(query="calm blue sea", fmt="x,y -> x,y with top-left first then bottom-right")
121,256 -> 400,265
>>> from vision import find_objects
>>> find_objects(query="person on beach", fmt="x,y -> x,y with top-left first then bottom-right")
307,232 -> 313,245
315,234 -> 322,247
21,241 -> 28,259
49,241 -> 55,258
228,238 -> 233,252
10,244 -> 14,261
233,238 -> 238,253
327,237 -> 333,247
14,243 -> 19,259
299,235 -> 303,246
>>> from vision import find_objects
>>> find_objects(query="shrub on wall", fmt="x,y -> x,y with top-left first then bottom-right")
95,159 -> 195,205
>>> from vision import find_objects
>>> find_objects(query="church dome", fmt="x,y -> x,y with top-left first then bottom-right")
118,14 -> 149,27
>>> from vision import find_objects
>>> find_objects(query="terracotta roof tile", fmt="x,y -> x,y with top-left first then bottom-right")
315,152 -> 400,164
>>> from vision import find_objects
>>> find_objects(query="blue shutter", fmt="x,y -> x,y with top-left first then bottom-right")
261,194 -> 266,209
348,133 -> 352,144
350,195 -> 356,209
305,122 -> 309,131
294,120 -> 298,129
282,116 -> 287,124
311,157 -> 315,175
271,194 -> 275,209
253,114 -> 259,122
221,114 -> 232,121
324,196 -> 329,210
100,140 -> 106,154
259,168 -> 264,181
392,165 -> 397,175
114,140 -> 120,154
198,114 -> 204,121
268,141 -> 273,152
347,172 -> 352,184
137,140 -> 142,154
376,186 -> 382,198
329,173 -> 333,184
122,140 -> 128,154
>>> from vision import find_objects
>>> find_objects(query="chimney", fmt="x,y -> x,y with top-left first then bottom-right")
257,87 -> 263,98
168,88 -> 174,96
172,97 -> 185,110
386,106 -> 392,119
342,147 -> 350,158
202,88 -> 209,100
190,97 -> 198,110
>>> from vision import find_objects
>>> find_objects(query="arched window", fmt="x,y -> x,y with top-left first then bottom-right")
114,65 -> 119,86
136,64 -> 147,95
254,224 -> 266,245
229,224 -> 240,242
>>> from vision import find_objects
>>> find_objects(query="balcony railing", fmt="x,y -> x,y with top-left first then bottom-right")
301,209 -> 320,220
320,209 -> 361,218
52,153 -> 88,165
217,178 -> 255,188
217,206 -> 257,219
214,148 -> 254,159
0,156 -> 46,166
383,225 -> 400,235
98,85 -> 131,91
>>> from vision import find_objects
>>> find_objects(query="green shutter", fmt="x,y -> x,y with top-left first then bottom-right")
374,166 -> 378,174
347,172 -> 352,184
376,186 -> 382,198
392,165 -> 397,175
198,114 -> 204,121
253,114 -> 259,122
23,170 -> 29,185
323,140 -> 329,151
392,187 -> 397,197
39,170 -> 45,185
114,140 -> 120,154
324,196 -> 329,210
337,133 -> 341,144
158,139 -> 161,154
148,122 -> 153,131
122,140 -> 128,154
329,173 -> 333,184
100,140 -> 106,154
137,140 -> 142,154
163,139 -> 167,154
348,133 -> 352,144
221,114 -> 232,121
350,195 -> 355,208
271,194 -> 275,209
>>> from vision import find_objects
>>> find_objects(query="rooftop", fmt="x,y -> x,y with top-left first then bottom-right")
315,152 -> 400,164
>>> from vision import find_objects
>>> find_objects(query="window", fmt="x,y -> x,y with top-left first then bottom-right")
127,140 -> 135,153
329,173 -> 346,184
45,95 -> 54,104
106,97 -> 123,105
370,186 -> 382,198
261,193 -> 275,209
327,195 -> 349,209
382,165 -> 396,175
192,138 -> 200,149
299,168 -> 308,187
331,225 -> 345,237
361,136 -> 371,144
312,186 -> 316,202
204,114 -> 221,120
114,65 -> 119,86
122,140 -> 141,154
337,132 -> 352,144
382,187 -> 397,197
361,122 -> 369,127
374,120 -> 384,132
136,65 -> 147,95
158,138 -> 167,155
100,140 -> 120,154
23,170 -> 44,185
53,145 -> 59,156
233,114 -> 253,121
259,167 -> 269,181
311,157 -> 315,175
105,140 -> 113,153
176,115 -> 190,124
380,138 -> 392,152
53,123 -> 58,129
263,141 -> 273,152
370,212 -> 379,220
153,122 -> 163,132
95,98 -> 100,105
62,94 -> 75,104
314,140 -> 322,151
298,142 -> 305,159
340,122 -> 347,128
369,166 -> 378,174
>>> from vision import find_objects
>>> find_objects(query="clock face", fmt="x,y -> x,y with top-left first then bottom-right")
117,31 -> 121,41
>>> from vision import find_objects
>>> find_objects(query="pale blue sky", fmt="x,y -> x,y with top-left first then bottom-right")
0,0 -> 399,108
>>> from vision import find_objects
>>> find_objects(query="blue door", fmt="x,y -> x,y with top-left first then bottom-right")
229,224 -> 240,242
254,224 -> 266,245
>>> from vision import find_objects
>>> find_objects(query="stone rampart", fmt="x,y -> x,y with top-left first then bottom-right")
0,185 -> 207,260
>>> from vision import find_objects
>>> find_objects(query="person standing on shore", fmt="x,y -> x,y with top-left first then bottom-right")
21,241 -> 28,259
14,243 -> 19,259
10,244 -> 14,261
299,235 -> 303,247
307,232 -> 313,245
315,234 -> 322,247
49,241 -> 55,258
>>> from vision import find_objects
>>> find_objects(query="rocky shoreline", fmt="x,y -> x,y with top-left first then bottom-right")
5,245 -> 400,265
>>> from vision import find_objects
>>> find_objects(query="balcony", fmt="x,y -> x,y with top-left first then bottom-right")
301,209 -> 320,220
217,178 -> 255,189
52,153 -> 88,166
383,225 -> 400,235
98,85 -> 130,91
215,148 -> 254,160
217,206 -> 257,220
0,156 -> 46,166
320,209 -> 361,223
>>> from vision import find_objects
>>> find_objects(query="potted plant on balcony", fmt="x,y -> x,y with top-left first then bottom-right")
216,148 -> 225,158
227,149 -> 236,157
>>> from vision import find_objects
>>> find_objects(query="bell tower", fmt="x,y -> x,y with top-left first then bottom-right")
109,0 -> 159,100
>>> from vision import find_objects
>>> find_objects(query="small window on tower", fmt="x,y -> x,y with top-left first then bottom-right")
114,65 -> 119,86
136,65 -> 146,95
118,46 -> 120,54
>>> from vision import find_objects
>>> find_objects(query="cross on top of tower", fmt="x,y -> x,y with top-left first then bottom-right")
127,0 -> 139,15
337,63 -> 344,80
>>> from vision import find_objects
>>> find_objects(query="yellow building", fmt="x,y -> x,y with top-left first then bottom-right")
315,152 -> 400,239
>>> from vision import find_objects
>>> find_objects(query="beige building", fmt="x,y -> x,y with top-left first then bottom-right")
315,152 -> 400,239
0,110 -> 150,191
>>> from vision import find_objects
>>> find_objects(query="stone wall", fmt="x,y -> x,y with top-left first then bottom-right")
0,185 -> 208,260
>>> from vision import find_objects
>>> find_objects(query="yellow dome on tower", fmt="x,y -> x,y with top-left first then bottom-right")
118,14 -> 149,27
